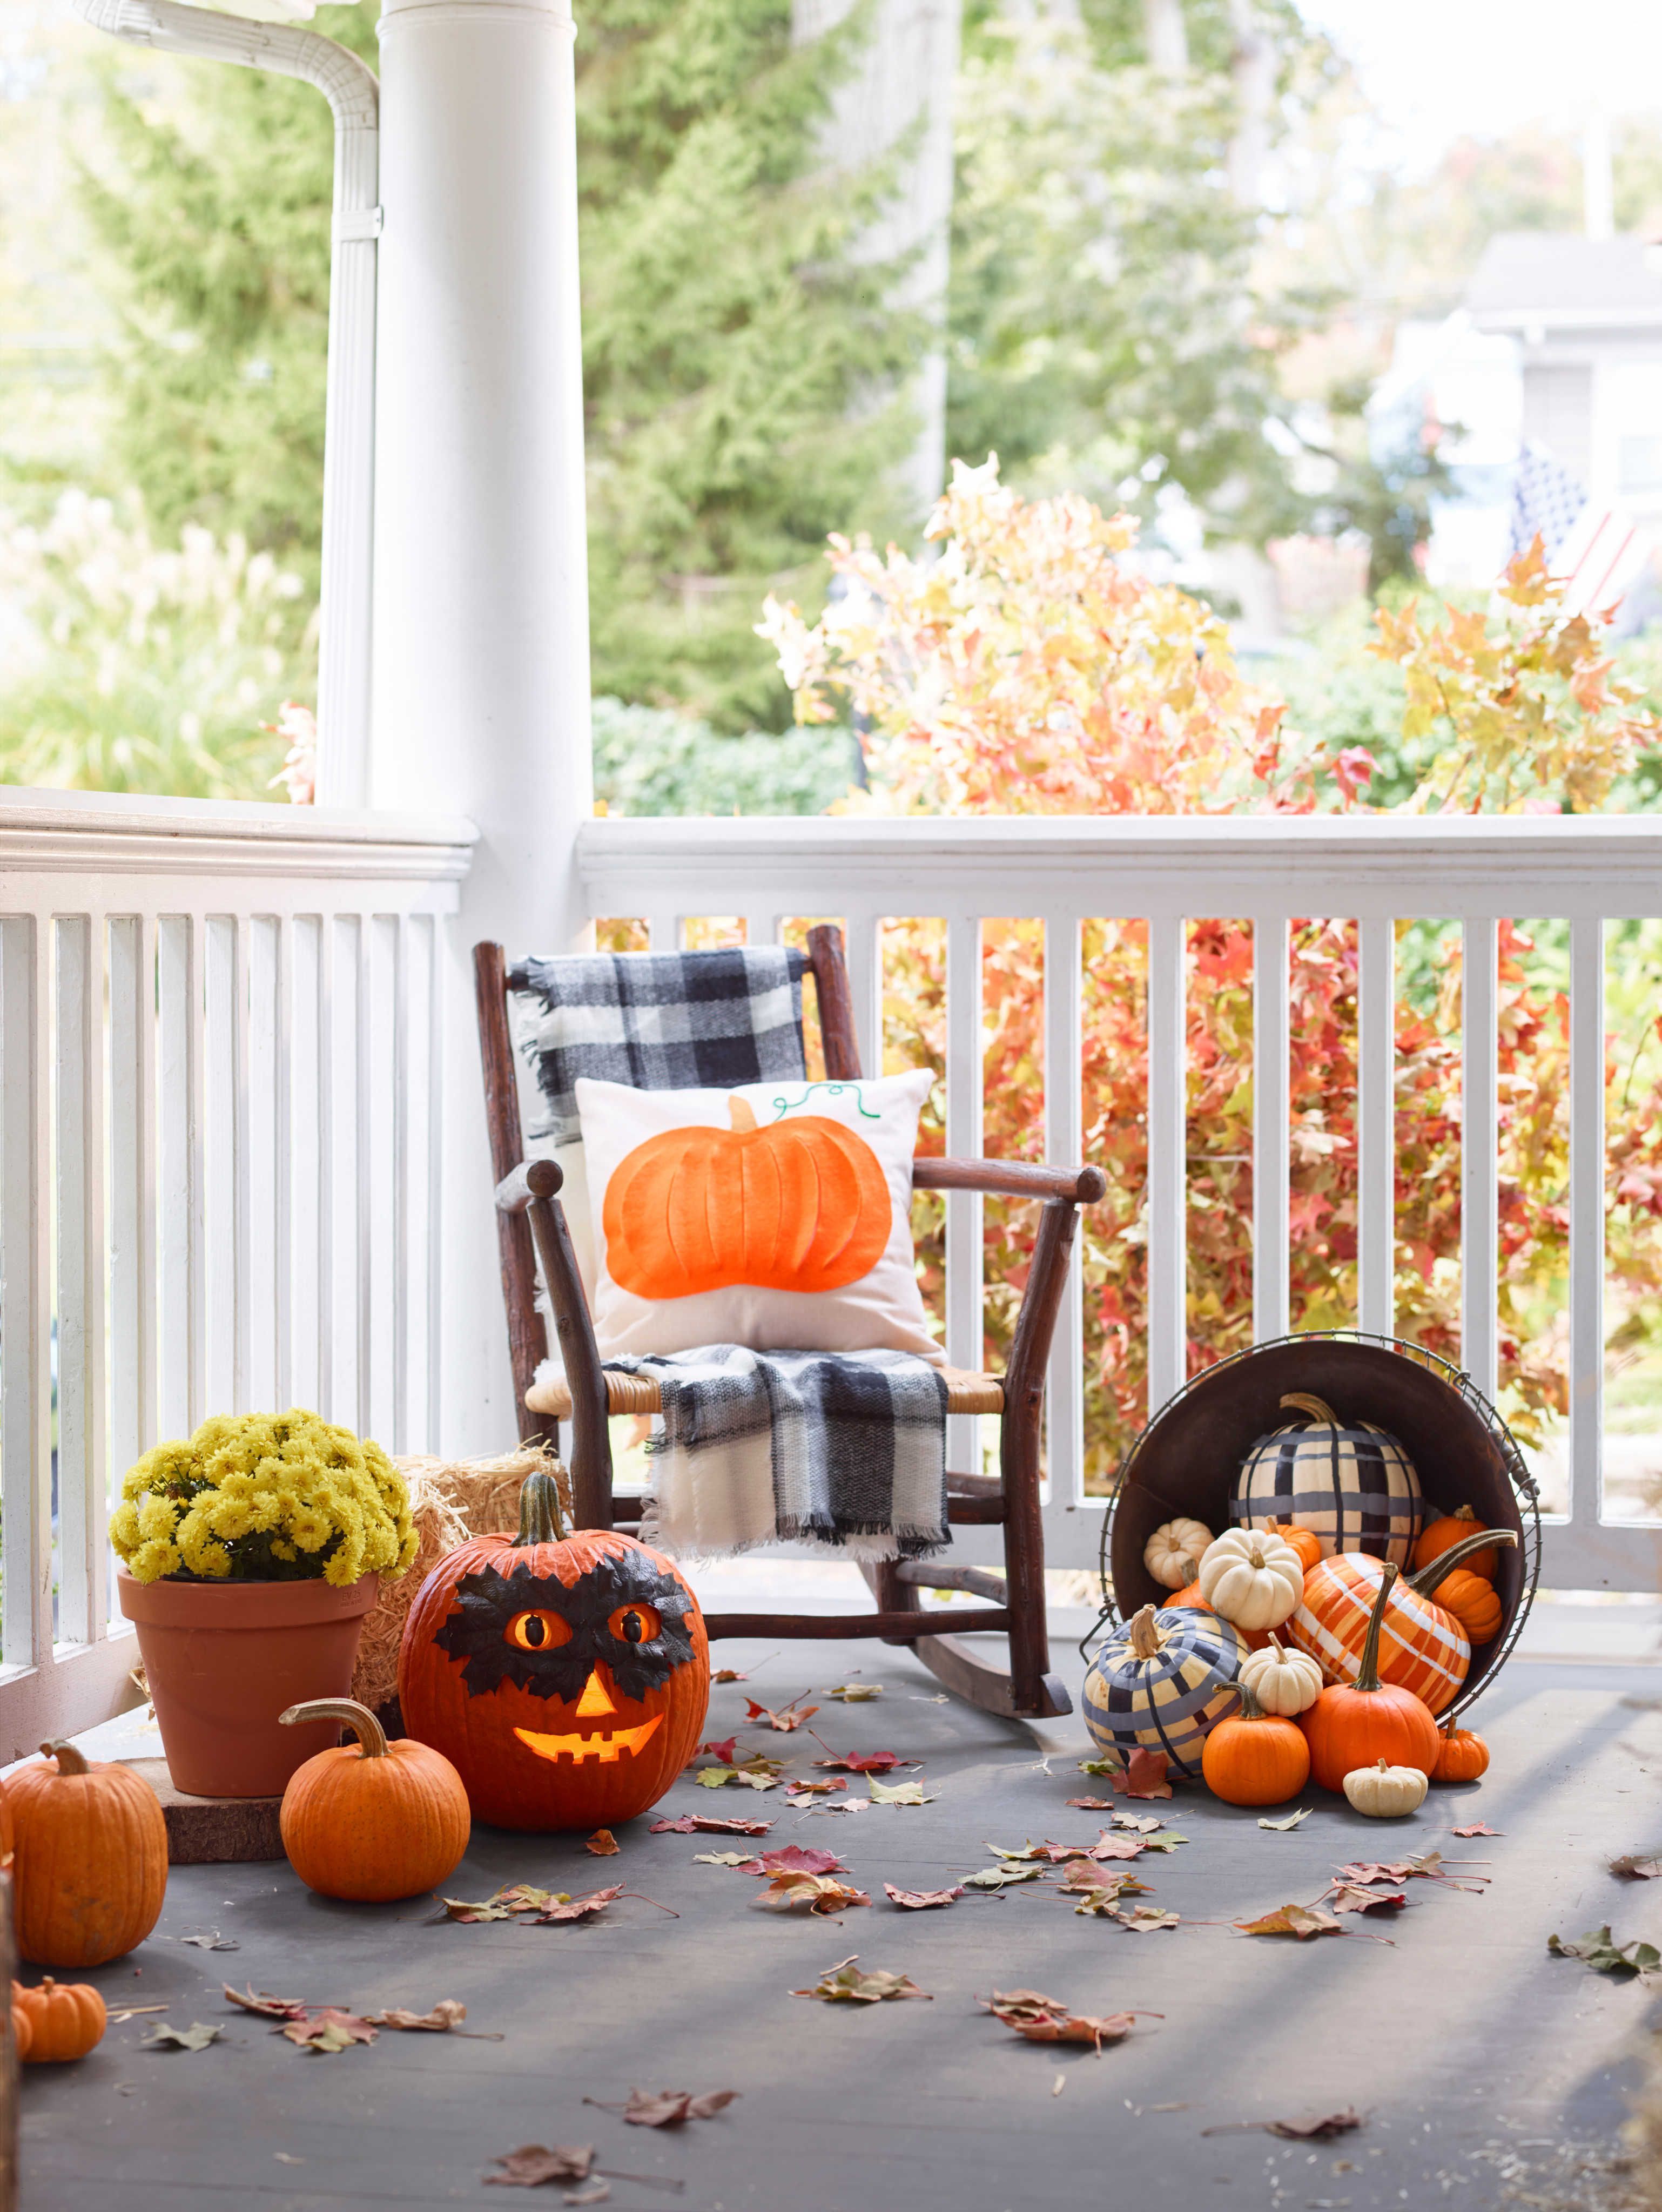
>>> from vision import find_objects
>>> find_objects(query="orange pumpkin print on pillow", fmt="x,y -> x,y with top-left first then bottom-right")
603,1095 -> 892,1300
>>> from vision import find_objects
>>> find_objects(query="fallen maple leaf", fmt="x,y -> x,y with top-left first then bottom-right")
867,1778 -> 933,1805
784,1778 -> 845,1797
485,2144 -> 595,2188
1236,1903 -> 1343,1940
373,2001 -> 469,2032
884,1883 -> 963,1910
752,1872 -> 870,1916
585,1829 -> 620,1857
281,2008 -> 379,2054
496,1884 -> 559,1911
826,1683 -> 883,1702
1114,1749 -> 1173,1800
1267,2109 -> 1364,2141
223,1986 -> 308,2020
812,1750 -> 913,1773
1332,1860 -> 1415,1886
1611,1854 -> 1662,1879
692,1851 -> 759,1870
963,1863 -> 1046,1890
1066,1796 -> 1113,1811
1076,1758 -> 1116,1777
1453,1822 -> 1504,1838
744,1697 -> 818,1732
1113,1906 -> 1180,1932
595,2089 -> 738,2128
1137,1831 -> 1188,1853
697,1736 -> 738,1764
440,1892 -> 521,1923
532,1886 -> 625,1924
649,1814 -> 772,1837
755,1845 -> 843,1877
1068,1871 -> 1153,1914
980,1989 -> 1143,2051
697,1756 -> 785,1792
1328,1884 -> 1408,1916
1549,1925 -> 1662,1978
792,1955 -> 930,2004
179,1930 -> 239,1950
142,2022 -> 222,2052
711,1668 -> 748,1683
1112,1812 -> 1165,1833
1257,1809 -> 1310,1832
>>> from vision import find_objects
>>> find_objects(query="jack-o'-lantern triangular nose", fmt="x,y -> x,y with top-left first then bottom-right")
575,1669 -> 616,1718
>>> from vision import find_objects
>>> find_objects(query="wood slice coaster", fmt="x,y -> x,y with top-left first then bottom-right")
120,1758 -> 285,1865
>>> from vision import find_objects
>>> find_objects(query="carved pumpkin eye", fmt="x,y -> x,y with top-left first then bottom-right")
506,1610 -> 573,1653
608,1603 -> 660,1646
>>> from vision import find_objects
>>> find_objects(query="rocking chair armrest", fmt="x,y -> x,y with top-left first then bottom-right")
913,1156 -> 1106,1206
494,1157 -> 563,1213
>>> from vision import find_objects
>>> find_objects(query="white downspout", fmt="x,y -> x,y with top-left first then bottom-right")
71,0 -> 379,808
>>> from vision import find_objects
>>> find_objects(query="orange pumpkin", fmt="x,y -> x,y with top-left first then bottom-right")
602,1094 -> 892,1300
1167,1582 -> 1270,1651
1413,1503 -> 1498,1582
1300,1564 -> 1442,1791
13,1977 -> 105,2062
1200,1678 -> 1311,1806
9,1742 -> 167,1967
1267,1520 -> 1323,1575
278,1697 -> 472,1901
1425,1566 -> 1503,1645
1287,1529 -> 1510,1716
1431,1718 -> 1490,1784
399,1469 -> 709,1831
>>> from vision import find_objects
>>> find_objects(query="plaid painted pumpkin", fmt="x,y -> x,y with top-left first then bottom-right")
1286,1550 -> 1470,1716
1082,1605 -> 1246,1778
1231,1392 -> 1423,1567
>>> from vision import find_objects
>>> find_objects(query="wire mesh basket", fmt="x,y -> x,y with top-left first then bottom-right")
1088,1329 -> 1543,1721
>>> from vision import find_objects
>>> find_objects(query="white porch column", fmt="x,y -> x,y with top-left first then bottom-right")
372,0 -> 591,1451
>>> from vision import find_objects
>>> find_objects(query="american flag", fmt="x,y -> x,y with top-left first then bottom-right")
1509,438 -> 1654,616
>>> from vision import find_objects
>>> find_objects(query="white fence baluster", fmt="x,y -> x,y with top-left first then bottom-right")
844,912 -> 881,1078
1356,916 -> 1395,1337
107,918 -> 150,1507
1146,916 -> 1187,1413
1252,914 -> 1290,1344
54,915 -> 106,1647
1461,919 -> 1500,1406
1569,916 -> 1605,1536
945,915 -> 983,1469
203,916 -> 238,1414
1044,912 -> 1084,1512
245,916 -> 280,1412
290,916 -> 324,1412
646,914 -> 680,952
156,917 -> 196,1439
1,921 -> 49,1674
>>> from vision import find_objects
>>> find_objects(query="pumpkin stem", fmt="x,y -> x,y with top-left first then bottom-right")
515,1467 -> 568,1545
1451,1504 -> 1478,1525
1264,1632 -> 1286,1658
279,1698 -> 387,1758
1280,1392 -> 1338,1426
1407,1527 -> 1515,1597
1126,1604 -> 1166,1662
40,1741 -> 88,1777
1236,1676 -> 1268,1722
727,1095 -> 759,1134
1353,1564 -> 1398,1695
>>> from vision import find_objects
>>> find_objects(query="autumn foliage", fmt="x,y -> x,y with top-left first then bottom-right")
763,457 -> 1662,1483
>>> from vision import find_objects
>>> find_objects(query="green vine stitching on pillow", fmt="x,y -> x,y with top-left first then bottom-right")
769,1082 -> 880,1122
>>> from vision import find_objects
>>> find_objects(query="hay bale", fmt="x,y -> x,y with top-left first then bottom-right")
352,1446 -> 570,1714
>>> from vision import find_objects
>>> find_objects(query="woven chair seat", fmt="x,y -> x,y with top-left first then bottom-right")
524,1364 -> 1005,1421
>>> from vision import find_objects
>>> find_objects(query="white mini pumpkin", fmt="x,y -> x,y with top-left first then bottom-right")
1143,1518 -> 1214,1592
1238,1633 -> 1323,1717
1196,1528 -> 1304,1632
1342,1758 -> 1428,1818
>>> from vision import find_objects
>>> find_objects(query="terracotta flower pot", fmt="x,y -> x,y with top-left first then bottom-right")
117,1570 -> 379,1799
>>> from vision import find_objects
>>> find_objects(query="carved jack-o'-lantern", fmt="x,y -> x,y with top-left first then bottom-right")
602,1094 -> 892,1301
398,1471 -> 709,1830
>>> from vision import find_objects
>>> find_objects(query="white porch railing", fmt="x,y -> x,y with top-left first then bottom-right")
579,810 -> 1662,1597
0,790 -> 474,1756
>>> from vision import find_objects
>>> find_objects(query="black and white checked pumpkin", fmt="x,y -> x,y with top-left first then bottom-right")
1230,1391 -> 1423,1567
1082,1604 -> 1246,1778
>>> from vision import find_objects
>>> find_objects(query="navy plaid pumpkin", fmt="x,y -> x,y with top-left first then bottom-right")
1082,1606 -> 1246,1778
1231,1391 -> 1423,1567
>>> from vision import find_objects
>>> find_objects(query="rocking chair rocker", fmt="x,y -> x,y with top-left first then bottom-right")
474,926 -> 1102,1722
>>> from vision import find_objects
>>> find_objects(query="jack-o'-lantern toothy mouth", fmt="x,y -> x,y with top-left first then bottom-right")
512,1715 -> 664,1765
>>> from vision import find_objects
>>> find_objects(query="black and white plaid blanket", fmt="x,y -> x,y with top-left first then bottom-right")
615,1347 -> 951,1563
507,947 -> 811,1144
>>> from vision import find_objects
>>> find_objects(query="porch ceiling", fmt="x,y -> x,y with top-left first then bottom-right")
22,1594 -> 1655,2211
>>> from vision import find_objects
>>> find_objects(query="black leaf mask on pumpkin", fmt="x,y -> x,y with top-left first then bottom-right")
433,1550 -> 697,1703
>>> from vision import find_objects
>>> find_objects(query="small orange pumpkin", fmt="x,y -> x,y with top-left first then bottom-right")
1431,1718 -> 1490,1784
1413,1503 -> 1498,1582
602,1094 -> 892,1300
13,1977 -> 106,2062
9,1741 -> 168,1967
1201,1678 -> 1311,1806
279,1697 -> 472,1901
1266,1520 -> 1323,1574
1426,1566 -> 1503,1645
1300,1564 -> 1442,1791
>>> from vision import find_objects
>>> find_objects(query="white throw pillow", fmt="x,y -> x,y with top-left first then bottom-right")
574,1070 -> 941,1363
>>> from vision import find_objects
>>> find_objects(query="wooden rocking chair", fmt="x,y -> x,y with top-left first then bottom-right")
474,926 -> 1103,1721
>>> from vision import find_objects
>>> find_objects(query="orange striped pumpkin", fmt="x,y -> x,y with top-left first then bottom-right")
1285,1529 -> 1511,1718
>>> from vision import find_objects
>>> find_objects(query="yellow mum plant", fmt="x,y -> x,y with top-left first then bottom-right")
111,1409 -> 418,1587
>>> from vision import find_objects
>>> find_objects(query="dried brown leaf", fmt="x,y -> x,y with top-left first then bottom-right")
755,1845 -> 844,1877
373,2001 -> 468,2032
791,1955 -> 931,2004
1235,1903 -> 1343,1940
280,2009 -> 379,2053
751,1872 -> 870,1916
980,1990 -> 1143,2049
744,1697 -> 818,1732
1066,1796 -> 1113,1810
592,2089 -> 738,2129
485,2144 -> 595,2188
1611,1854 -> 1662,1880
584,1830 -> 620,1857
649,1814 -> 772,1837
533,1886 -> 625,1924
223,1986 -> 308,2021
883,1883 -> 964,1910
1113,1906 -> 1180,1932
711,1668 -> 748,1683
1114,1749 -> 1173,1800
826,1683 -> 883,1702
1452,1822 -> 1503,1838
811,1750 -> 913,1773
1328,1884 -> 1408,1916
1267,2109 -> 1364,2141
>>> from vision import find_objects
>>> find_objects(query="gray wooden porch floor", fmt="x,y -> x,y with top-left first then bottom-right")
19,1580 -> 1662,2211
